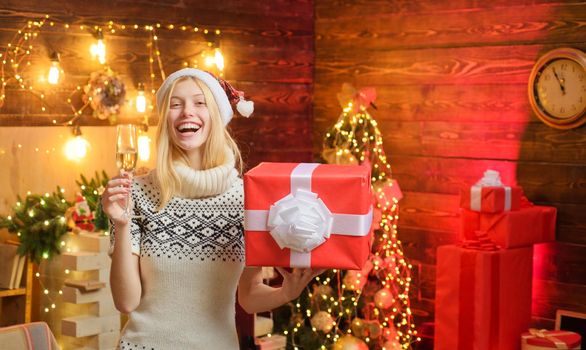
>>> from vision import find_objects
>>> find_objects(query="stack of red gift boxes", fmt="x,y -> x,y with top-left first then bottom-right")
434,170 -> 557,350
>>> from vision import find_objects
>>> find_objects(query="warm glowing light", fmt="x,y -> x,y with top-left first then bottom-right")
204,48 -> 225,72
138,134 -> 151,161
64,135 -> 90,161
90,32 -> 106,64
135,84 -> 147,113
47,61 -> 60,85
214,48 -> 224,71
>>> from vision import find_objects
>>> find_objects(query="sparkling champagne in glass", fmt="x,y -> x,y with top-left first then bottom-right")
116,124 -> 138,217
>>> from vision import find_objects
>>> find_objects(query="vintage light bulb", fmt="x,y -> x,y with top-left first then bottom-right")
90,30 -> 106,64
47,52 -> 60,85
214,48 -> 224,71
135,83 -> 146,113
64,126 -> 90,161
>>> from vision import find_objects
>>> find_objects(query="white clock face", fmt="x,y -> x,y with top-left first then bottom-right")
535,58 -> 586,119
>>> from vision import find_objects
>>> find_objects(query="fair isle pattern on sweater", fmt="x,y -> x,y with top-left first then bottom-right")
110,171 -> 245,262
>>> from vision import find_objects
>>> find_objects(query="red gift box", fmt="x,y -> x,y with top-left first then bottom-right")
255,334 -> 287,350
460,169 -> 523,213
460,185 -> 523,213
435,245 -> 533,350
460,205 -> 556,248
521,329 -> 581,349
244,163 -> 373,269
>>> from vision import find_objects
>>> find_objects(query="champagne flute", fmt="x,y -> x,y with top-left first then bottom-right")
116,124 -> 138,217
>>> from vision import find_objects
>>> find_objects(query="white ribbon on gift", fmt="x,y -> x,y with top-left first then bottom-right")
244,163 -> 373,268
470,169 -> 512,212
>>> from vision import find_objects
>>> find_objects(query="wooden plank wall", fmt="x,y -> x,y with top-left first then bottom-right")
314,0 -> 586,331
0,0 -> 314,167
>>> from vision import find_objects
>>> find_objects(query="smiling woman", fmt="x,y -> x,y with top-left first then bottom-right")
100,68 -> 322,350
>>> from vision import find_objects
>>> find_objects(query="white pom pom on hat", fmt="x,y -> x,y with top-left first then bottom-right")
155,68 -> 253,125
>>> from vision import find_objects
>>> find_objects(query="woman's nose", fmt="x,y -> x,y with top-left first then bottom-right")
182,104 -> 197,117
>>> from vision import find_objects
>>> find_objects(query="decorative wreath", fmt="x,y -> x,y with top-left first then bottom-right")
83,68 -> 126,123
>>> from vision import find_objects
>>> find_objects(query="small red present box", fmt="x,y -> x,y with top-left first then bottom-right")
460,205 -> 556,248
521,329 -> 581,349
435,245 -> 533,350
460,170 -> 522,213
244,163 -> 373,269
255,334 -> 287,350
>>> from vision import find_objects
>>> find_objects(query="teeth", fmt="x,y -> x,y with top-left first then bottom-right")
177,123 -> 201,131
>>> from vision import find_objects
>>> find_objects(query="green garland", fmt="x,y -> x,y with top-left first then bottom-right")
76,171 -> 110,231
0,189 -> 71,264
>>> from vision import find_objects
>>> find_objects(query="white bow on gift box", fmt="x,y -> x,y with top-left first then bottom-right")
470,169 -> 513,211
267,189 -> 333,253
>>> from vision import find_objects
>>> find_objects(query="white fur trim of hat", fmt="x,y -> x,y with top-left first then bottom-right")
155,68 -> 253,125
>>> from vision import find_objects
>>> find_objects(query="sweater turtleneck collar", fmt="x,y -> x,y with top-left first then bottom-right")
172,148 -> 238,199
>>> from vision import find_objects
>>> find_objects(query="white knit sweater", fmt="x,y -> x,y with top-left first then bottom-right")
110,163 -> 244,350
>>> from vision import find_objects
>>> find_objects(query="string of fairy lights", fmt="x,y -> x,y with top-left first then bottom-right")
277,100 -> 419,349
0,15 -> 224,162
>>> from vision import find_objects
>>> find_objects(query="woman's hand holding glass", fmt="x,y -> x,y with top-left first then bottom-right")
101,175 -> 133,226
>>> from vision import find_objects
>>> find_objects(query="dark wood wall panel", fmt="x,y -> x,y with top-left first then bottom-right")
315,0 -> 586,332
0,0 -> 314,168
317,3 -> 585,50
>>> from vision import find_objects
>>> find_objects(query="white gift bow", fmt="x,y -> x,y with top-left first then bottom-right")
244,163 -> 373,268
470,169 -> 512,212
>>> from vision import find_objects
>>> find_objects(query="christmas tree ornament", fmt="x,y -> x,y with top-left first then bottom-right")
333,335 -> 369,350
351,318 -> 366,336
310,311 -> 335,333
374,287 -> 394,309
313,284 -> 334,297
343,270 -> 367,291
364,320 -> 382,339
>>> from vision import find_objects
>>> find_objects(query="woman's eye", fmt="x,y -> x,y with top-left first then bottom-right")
170,103 -> 181,108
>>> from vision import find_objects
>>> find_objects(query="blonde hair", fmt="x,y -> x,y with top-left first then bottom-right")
155,76 -> 242,210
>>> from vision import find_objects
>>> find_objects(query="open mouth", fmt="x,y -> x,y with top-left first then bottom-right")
176,122 -> 202,134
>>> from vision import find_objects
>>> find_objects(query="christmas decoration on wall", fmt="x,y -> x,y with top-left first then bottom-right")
82,67 -> 126,124
273,84 -> 418,349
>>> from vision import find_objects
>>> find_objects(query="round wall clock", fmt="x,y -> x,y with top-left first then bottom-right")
528,47 -> 586,129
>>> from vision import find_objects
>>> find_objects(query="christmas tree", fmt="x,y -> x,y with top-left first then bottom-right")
273,84 -> 419,349
0,189 -> 71,263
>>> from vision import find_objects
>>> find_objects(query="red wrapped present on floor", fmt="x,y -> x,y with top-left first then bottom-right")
460,169 -> 523,213
521,329 -> 582,349
435,244 -> 533,350
460,204 -> 556,248
244,162 -> 373,269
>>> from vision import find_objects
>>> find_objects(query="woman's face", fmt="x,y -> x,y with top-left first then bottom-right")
167,78 -> 212,152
